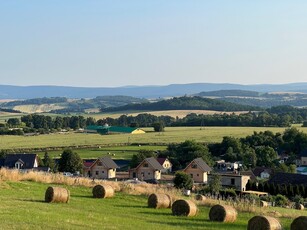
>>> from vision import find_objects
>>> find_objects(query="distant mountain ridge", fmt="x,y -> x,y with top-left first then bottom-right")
195,89 -> 307,108
1,83 -> 307,99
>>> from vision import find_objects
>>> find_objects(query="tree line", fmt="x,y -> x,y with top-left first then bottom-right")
2,105 -> 307,135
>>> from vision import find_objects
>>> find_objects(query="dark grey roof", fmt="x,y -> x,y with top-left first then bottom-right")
186,158 -> 211,172
1,154 -> 37,169
99,156 -> 119,169
268,172 -> 307,186
145,157 -> 164,170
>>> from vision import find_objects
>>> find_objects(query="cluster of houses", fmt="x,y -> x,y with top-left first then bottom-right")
3,152 -> 307,193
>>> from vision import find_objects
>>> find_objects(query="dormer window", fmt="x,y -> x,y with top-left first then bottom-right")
191,164 -> 197,169
15,159 -> 24,169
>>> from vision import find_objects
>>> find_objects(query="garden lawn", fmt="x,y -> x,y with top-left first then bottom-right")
0,181 -> 295,229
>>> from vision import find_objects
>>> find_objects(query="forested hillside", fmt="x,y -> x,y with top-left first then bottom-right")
101,96 -> 258,112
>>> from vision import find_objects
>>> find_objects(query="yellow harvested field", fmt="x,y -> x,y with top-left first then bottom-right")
14,104 -> 65,113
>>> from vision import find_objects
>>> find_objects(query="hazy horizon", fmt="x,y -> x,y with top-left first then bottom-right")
1,1 -> 307,87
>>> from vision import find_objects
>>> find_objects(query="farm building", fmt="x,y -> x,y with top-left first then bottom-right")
183,158 -> 212,183
129,157 -> 163,181
208,173 -> 251,191
85,125 -> 145,135
83,156 -> 119,179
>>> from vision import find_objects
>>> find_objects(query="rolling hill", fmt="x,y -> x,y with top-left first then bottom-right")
195,90 -> 307,108
102,96 -> 259,112
1,82 -> 307,99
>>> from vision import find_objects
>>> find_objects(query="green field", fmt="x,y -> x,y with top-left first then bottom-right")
1,126 -> 307,151
0,180 -> 296,229
36,145 -> 167,160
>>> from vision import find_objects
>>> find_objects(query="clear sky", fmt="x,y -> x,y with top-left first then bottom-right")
1,0 -> 307,87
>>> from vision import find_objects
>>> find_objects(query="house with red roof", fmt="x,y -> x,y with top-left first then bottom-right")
157,158 -> 172,173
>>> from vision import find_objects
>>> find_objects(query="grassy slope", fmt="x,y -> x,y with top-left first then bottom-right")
0,181 -> 294,229
1,126 -> 307,150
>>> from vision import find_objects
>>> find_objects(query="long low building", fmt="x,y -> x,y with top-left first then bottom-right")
208,173 -> 250,191
86,125 -> 145,135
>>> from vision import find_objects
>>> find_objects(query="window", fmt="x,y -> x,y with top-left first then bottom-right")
191,164 -> 197,169
148,172 -> 150,175
197,174 -> 199,176
102,171 -> 104,174
96,171 -> 99,175
97,161 -> 102,166
231,178 -> 235,185
143,163 -> 149,167
190,174 -> 193,178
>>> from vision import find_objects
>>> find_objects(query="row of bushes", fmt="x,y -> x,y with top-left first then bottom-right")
246,180 -> 307,198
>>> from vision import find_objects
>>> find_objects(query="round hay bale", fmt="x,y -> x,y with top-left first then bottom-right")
247,215 -> 282,230
291,216 -> 307,230
295,203 -> 304,210
148,193 -> 172,209
92,184 -> 114,198
209,204 -> 237,223
45,186 -> 70,203
195,194 -> 206,201
260,200 -> 268,207
172,200 -> 198,217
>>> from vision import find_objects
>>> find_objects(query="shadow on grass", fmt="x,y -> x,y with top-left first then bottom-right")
71,194 -> 93,199
115,204 -> 147,209
147,219 -> 247,229
17,198 -> 45,203
139,211 -> 173,216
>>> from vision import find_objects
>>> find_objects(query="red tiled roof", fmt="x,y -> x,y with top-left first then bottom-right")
157,158 -> 167,165
83,160 -> 95,168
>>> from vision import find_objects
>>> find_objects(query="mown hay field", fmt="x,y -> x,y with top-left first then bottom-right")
1,126 -> 307,151
0,180 -> 296,230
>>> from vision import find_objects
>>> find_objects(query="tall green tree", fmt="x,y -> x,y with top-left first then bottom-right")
173,172 -> 193,190
42,151 -> 55,172
7,118 -> 21,128
256,146 -> 278,167
58,149 -> 83,173
130,150 -> 156,168
208,173 -> 221,194
166,140 -> 213,170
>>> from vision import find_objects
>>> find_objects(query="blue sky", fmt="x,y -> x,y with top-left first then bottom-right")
1,1 -> 307,87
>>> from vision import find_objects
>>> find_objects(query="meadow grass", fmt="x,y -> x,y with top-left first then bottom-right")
36,145 -> 167,160
0,169 -> 302,229
1,126 -> 307,151
0,180 -> 297,230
